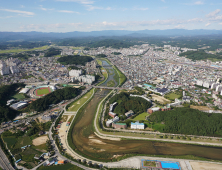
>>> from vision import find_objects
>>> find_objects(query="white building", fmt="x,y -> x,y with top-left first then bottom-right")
131,121 -> 144,129
69,69 -> 82,77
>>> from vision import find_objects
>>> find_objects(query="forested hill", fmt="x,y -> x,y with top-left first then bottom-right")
179,51 -> 222,61
57,55 -> 93,65
0,83 -> 25,123
29,87 -> 80,112
149,107 -> 222,136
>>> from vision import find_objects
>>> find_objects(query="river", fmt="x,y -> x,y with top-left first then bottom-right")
71,60 -> 222,162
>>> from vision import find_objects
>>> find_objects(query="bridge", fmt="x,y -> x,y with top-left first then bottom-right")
90,85 -> 128,90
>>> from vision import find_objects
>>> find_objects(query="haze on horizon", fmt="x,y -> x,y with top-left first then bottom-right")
0,0 -> 222,32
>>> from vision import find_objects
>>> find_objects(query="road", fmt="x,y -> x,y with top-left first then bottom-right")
0,146 -> 14,170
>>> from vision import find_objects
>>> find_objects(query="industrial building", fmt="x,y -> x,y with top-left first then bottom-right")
10,101 -> 28,110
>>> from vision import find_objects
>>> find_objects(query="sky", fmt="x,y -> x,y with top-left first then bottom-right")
0,0 -> 222,32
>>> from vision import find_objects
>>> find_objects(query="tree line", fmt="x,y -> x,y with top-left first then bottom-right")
149,107 -> 222,136
179,50 -> 222,61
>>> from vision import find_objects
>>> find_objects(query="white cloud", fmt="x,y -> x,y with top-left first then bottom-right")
194,1 -> 204,5
56,0 -> 94,4
58,10 -> 80,14
39,5 -> 54,11
85,5 -> 114,11
206,9 -> 221,17
20,5 -> 25,8
175,25 -> 185,29
0,9 -> 34,16
161,0 -> 165,2
205,23 -> 211,26
20,22 -> 82,32
187,18 -> 203,22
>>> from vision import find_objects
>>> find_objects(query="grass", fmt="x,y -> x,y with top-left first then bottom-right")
12,93 -> 26,100
107,80 -> 115,87
37,163 -> 83,170
96,59 -> 102,66
37,88 -> 50,96
68,89 -> 94,112
14,136 -> 32,149
32,143 -> 47,151
0,46 -> 49,54
133,112 -> 149,121
3,136 -> 17,149
143,161 -> 157,167
165,92 -> 181,100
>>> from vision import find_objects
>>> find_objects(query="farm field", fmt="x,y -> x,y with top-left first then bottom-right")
133,112 -> 149,121
3,136 -> 17,149
67,89 -> 94,112
37,163 -> 83,170
0,46 -> 49,54
165,92 -> 181,100
14,136 -> 32,149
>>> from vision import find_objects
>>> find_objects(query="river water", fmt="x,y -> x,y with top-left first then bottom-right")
71,60 -> 222,162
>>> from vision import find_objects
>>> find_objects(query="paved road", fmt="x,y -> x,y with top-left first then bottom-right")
0,146 -> 14,170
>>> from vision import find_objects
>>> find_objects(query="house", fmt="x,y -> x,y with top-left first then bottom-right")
112,122 -> 127,129
125,110 -> 134,117
39,131 -> 45,136
131,121 -> 144,129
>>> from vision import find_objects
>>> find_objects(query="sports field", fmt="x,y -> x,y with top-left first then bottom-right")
165,92 -> 181,100
68,89 -> 94,112
133,112 -> 148,121
36,87 -> 51,96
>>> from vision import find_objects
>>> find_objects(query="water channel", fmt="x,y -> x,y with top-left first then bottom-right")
71,60 -> 222,162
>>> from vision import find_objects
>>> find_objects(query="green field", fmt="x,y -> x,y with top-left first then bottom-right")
37,163 -> 83,170
32,143 -> 47,151
96,59 -> 102,66
68,89 -> 94,112
133,112 -> 149,121
107,80 -> 115,87
3,136 -> 17,149
12,93 -> 26,100
36,88 -> 50,96
165,92 -> 181,100
0,46 -> 49,54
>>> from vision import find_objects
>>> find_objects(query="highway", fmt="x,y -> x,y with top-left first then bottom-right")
0,146 -> 14,170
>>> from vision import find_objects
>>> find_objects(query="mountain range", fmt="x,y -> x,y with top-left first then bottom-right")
1,29 -> 222,41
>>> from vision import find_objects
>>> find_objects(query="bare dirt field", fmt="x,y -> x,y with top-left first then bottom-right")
190,162 -> 222,170
32,136 -> 48,146
151,94 -> 170,104
190,105 -> 212,111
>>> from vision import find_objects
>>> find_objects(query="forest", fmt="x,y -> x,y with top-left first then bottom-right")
57,55 -> 93,65
44,47 -> 61,57
109,92 -> 151,118
179,51 -> 222,61
29,87 -> 80,112
0,41 -> 50,50
149,107 -> 222,136
56,38 -> 136,49
0,83 -> 25,123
